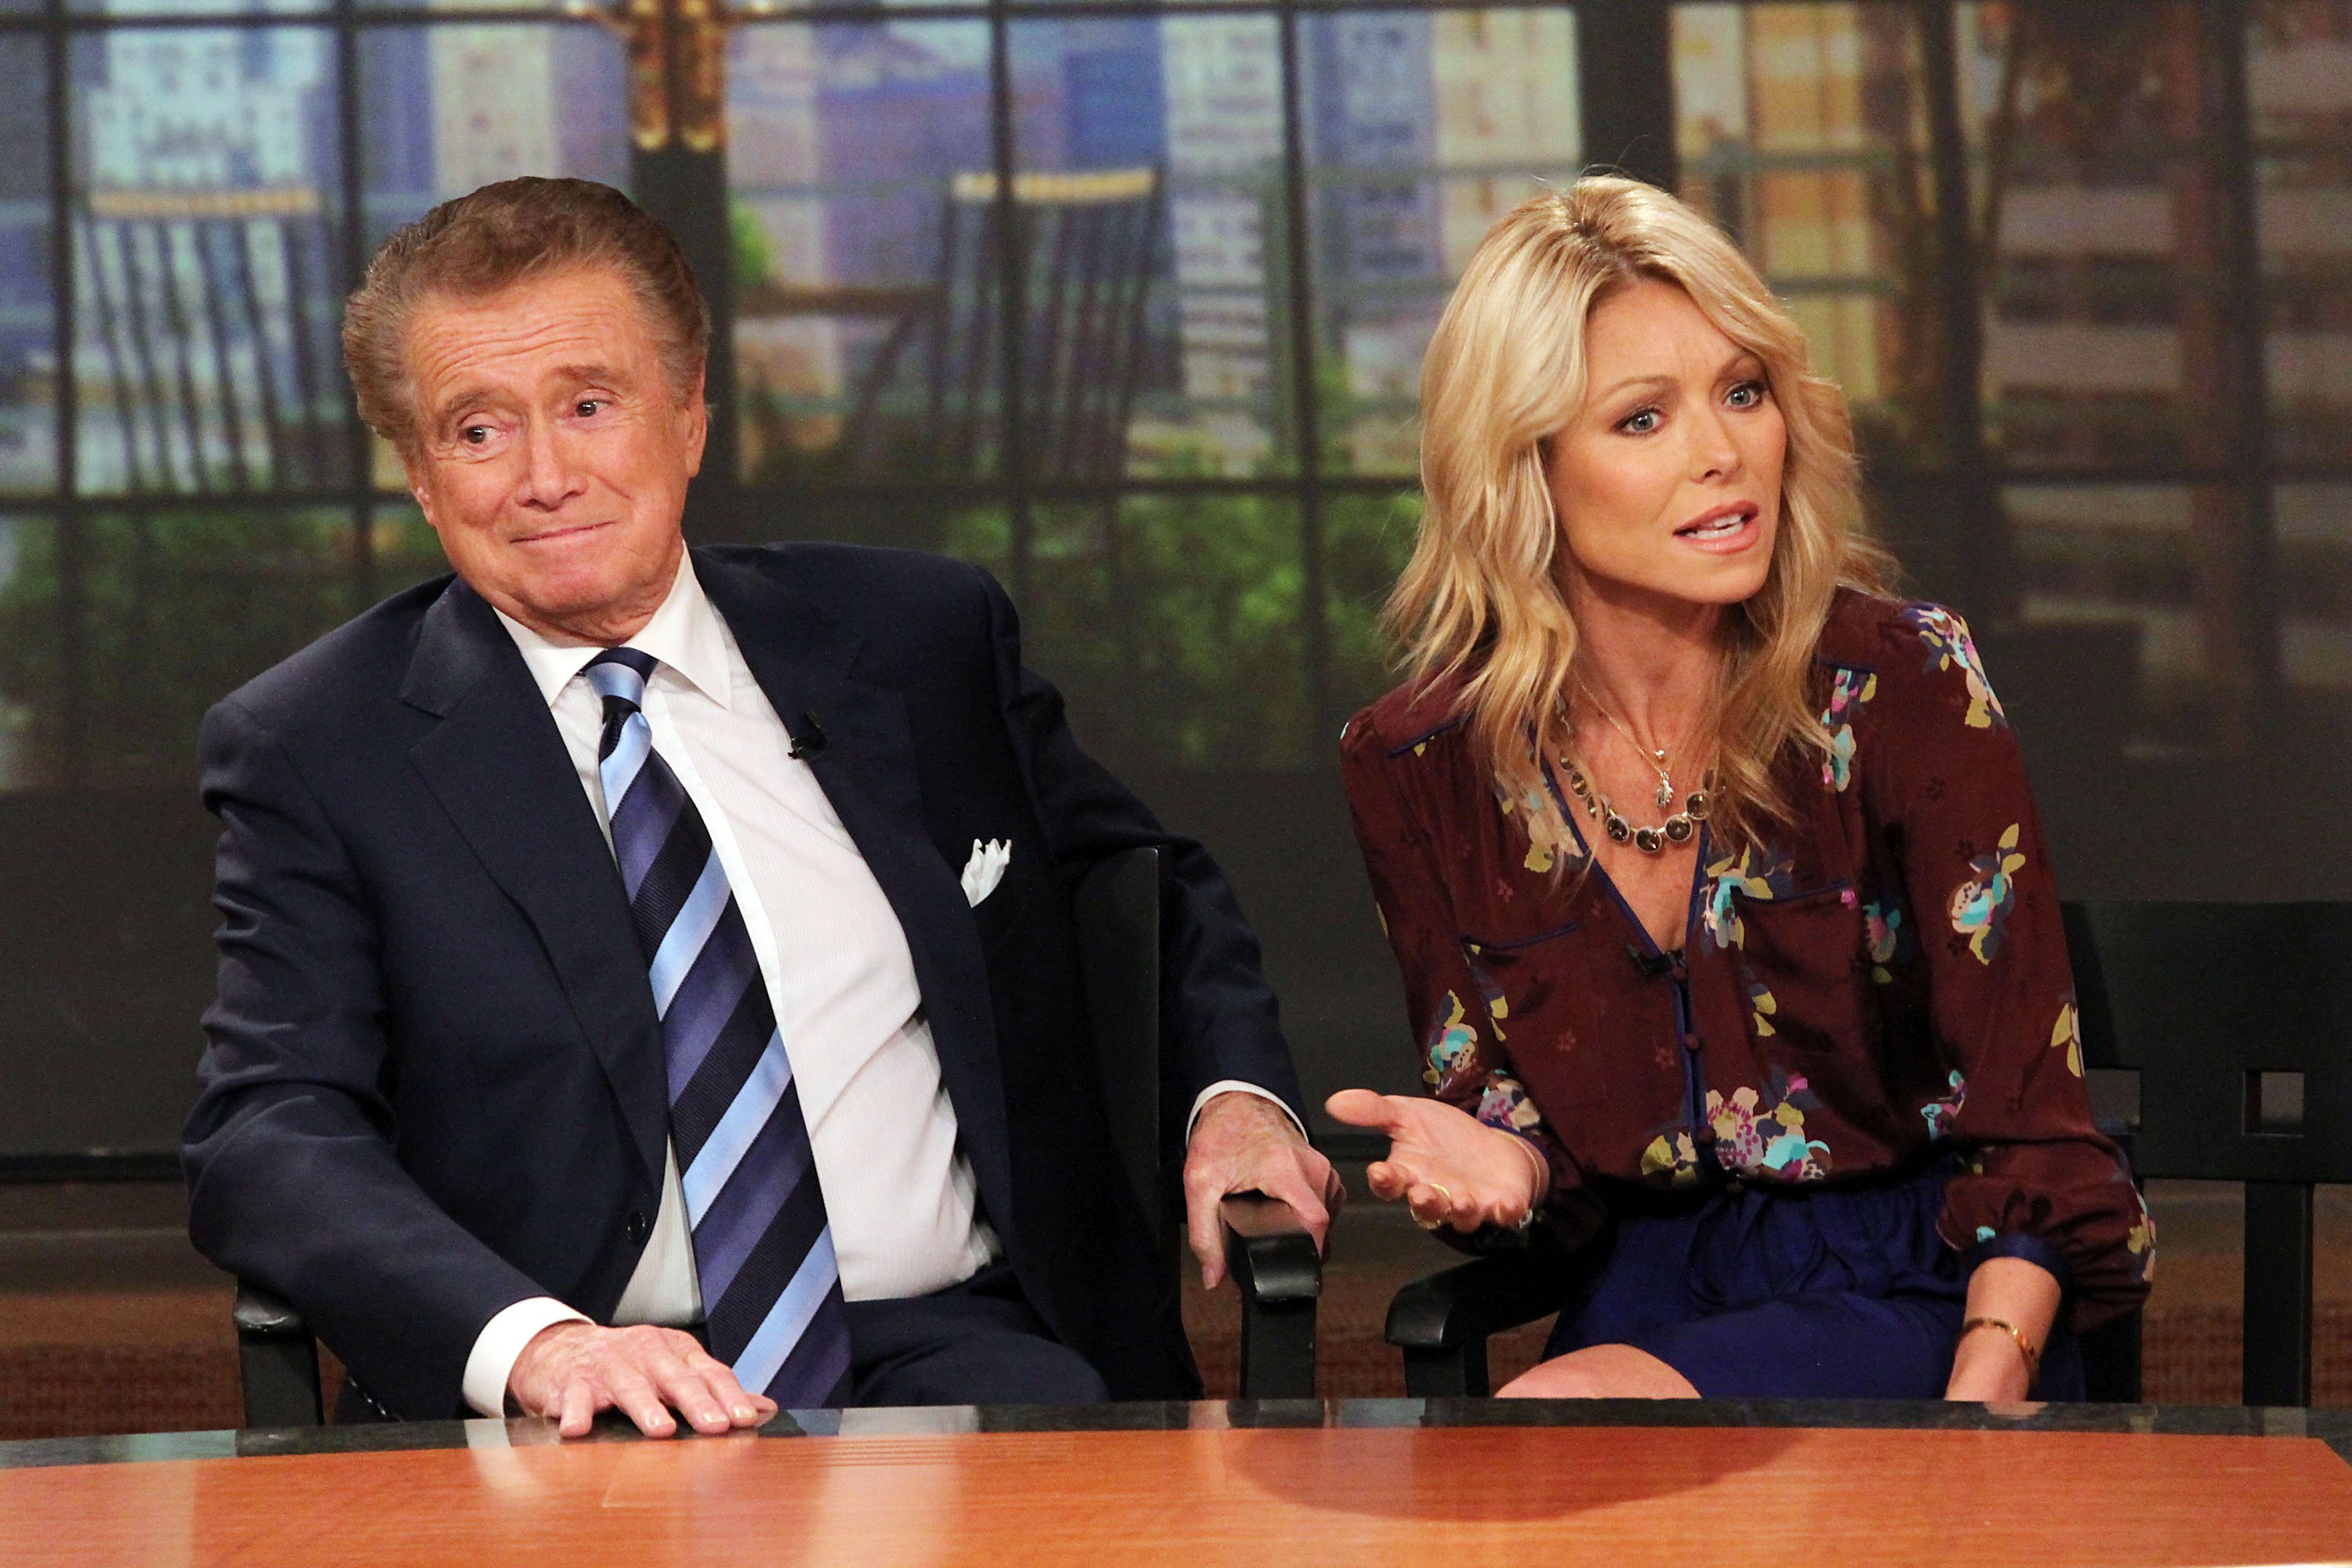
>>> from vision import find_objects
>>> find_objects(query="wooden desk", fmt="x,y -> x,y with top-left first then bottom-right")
4,1404 -> 2350,1566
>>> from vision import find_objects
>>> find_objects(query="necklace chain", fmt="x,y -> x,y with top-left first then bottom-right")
1575,675 -> 1680,810
1557,685 -> 1714,856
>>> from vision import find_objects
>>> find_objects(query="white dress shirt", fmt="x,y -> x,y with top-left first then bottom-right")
459,555 -> 1294,1415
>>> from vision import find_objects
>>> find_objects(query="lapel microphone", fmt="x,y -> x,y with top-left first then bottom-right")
788,711 -> 828,760
1628,945 -> 1682,982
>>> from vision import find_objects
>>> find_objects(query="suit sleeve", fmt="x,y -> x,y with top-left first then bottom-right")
183,698 -> 550,1420
1864,605 -> 2154,1330
973,568 -> 1306,1126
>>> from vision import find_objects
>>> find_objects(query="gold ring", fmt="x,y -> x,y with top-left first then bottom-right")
1429,1182 -> 1455,1209
1414,1210 -> 1441,1231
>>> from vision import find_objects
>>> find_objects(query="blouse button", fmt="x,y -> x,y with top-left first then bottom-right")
1680,1032 -> 1704,1055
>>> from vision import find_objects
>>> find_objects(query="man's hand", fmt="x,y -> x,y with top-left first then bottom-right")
509,1322 -> 777,1439
1324,1088 -> 1546,1232
1181,1091 -> 1342,1290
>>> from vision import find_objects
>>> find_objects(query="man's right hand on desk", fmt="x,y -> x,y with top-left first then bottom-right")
510,1322 -> 777,1438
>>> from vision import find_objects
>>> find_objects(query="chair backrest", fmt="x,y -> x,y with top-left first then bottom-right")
1071,845 -> 1170,1265
2063,899 -> 2352,1405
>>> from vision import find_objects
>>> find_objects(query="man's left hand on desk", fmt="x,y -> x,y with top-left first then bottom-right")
1182,1091 -> 1343,1290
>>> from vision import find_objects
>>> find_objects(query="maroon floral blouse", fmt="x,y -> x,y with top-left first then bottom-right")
1340,590 -> 2154,1329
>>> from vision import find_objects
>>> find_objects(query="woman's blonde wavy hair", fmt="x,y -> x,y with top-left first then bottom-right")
1389,175 -> 1893,855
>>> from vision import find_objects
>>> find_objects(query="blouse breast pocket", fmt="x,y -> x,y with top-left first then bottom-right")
1730,880 -> 1872,1056
1457,920 -> 1610,1110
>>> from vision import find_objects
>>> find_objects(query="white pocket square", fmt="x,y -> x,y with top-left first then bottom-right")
962,839 -> 1011,907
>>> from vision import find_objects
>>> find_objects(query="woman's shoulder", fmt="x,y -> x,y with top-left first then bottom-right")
1340,671 -> 1475,768
1817,590 -> 1993,681
1814,586 -> 2013,739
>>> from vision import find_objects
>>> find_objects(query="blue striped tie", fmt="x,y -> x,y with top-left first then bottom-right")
585,648 -> 854,1408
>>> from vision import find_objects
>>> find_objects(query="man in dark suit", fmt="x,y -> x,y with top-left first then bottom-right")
183,177 -> 1336,1435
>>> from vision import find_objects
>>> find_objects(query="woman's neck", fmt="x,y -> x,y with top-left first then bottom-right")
1568,581 -> 1727,752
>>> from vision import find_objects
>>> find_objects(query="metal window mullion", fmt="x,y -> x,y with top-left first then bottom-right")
1276,0 -> 1331,755
1916,0 -> 2015,624
336,0 -> 376,611
48,0 -> 84,788
986,0 -> 1032,603
2203,0 -> 2282,739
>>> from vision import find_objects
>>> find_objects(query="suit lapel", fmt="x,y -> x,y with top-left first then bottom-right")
400,580 -> 670,1192
695,548 -> 1019,1250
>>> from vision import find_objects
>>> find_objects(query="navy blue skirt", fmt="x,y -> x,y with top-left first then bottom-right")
1541,1159 -> 2083,1400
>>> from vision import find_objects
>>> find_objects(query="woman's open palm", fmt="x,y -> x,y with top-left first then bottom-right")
1324,1089 -> 1545,1232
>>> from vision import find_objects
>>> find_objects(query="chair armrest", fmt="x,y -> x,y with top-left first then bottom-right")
1220,1194 -> 1321,1306
233,1280 -> 325,1428
1219,1195 -> 1321,1400
1386,1249 -> 1570,1351
233,1281 -> 310,1340
1385,1249 -> 1573,1399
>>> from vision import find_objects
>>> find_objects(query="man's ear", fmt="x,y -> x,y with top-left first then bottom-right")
402,448 -> 441,532
681,372 -> 709,479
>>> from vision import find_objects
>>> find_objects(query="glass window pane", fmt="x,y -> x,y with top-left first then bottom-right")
1004,13 -> 1300,484
942,492 -> 1310,770
728,18 -> 1005,486
361,0 -> 574,13
1676,2 -> 1940,466
2005,481 -> 2208,740
0,508 -> 360,789
2280,482 -> 2352,692
72,27 -> 349,496
76,0 -> 326,18
359,23 -> 631,251
1961,2 -> 2242,473
2251,2 -> 2352,466
1306,8 -> 1581,476
368,497 -> 453,601
1326,488 -> 1419,718
1151,14 -> 1290,477
0,41 -> 53,495
0,514 -> 53,789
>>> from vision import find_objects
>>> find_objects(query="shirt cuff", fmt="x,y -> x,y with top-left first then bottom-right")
1964,1230 -> 2075,1303
463,1297 -> 592,1419
1185,1080 -> 1308,1145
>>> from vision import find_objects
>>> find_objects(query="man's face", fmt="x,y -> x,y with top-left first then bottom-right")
401,265 -> 706,644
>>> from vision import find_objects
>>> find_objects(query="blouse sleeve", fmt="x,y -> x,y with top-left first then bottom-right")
1863,604 -> 2154,1329
1338,717 -> 1606,1250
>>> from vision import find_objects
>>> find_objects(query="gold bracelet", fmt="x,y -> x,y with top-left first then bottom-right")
1960,1316 -> 2041,1377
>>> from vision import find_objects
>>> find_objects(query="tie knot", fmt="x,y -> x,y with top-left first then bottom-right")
586,648 -> 658,712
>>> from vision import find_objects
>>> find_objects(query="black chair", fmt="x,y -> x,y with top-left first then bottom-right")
1383,901 -> 2352,1403
2063,899 -> 2352,1407
234,844 -> 1322,1425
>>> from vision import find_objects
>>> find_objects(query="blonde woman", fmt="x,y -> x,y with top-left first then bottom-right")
1328,177 -> 2151,1401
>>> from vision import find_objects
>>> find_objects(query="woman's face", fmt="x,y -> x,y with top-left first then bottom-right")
1544,278 -> 1787,615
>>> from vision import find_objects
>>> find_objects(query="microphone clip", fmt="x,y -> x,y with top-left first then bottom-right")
1627,944 -> 1683,982
788,711 -> 828,760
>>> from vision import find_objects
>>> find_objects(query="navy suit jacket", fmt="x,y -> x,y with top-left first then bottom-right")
183,542 -> 1305,1419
